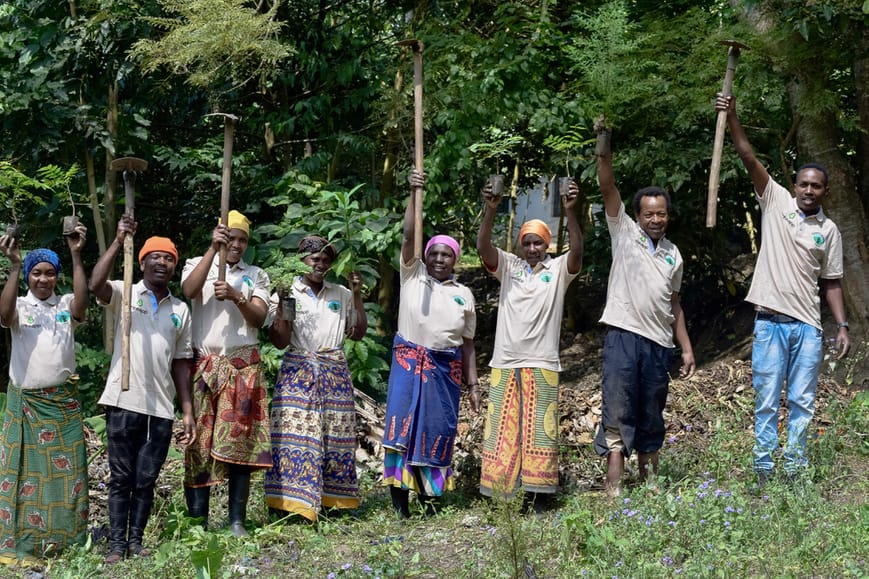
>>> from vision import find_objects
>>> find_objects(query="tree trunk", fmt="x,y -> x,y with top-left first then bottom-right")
102,79 -> 119,353
856,29 -> 869,217
787,75 -> 869,339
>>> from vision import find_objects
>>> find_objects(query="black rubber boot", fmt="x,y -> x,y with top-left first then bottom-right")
390,486 -> 411,519
227,467 -> 251,537
184,486 -> 211,528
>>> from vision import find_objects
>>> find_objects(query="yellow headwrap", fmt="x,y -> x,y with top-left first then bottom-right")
519,219 -> 552,246
223,210 -> 251,235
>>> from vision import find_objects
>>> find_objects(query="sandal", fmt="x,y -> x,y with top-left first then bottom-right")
127,544 -> 152,558
104,551 -> 125,565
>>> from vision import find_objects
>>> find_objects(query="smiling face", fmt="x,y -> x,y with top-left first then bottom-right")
794,168 -> 828,215
140,251 -> 177,289
28,262 -> 58,300
637,195 -> 669,242
521,233 -> 547,267
302,251 -> 333,287
226,228 -> 249,265
425,243 -> 456,281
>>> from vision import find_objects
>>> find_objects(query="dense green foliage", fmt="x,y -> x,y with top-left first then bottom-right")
1,0 -> 867,395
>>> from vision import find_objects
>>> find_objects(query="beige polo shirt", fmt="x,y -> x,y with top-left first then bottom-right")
746,177 -> 843,329
4,292 -> 80,389
397,259 -> 476,349
599,204 -> 684,348
182,256 -> 270,354
273,278 -> 352,352
98,280 -> 194,420
488,248 -> 578,371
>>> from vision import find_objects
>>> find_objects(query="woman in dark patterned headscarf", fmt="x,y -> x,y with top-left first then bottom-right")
264,235 -> 367,521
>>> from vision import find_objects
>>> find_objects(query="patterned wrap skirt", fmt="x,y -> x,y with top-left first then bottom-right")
264,349 -> 359,521
184,345 -> 272,487
382,335 -> 462,497
480,367 -> 561,496
0,379 -> 88,561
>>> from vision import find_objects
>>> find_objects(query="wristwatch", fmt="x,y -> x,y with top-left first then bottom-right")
837,321 -> 849,330
235,294 -> 248,306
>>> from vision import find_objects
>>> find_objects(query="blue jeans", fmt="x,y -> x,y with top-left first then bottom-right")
751,317 -> 822,473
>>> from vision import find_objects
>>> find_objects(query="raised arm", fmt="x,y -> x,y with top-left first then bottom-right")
476,180 -> 500,270
563,180 -> 584,274
66,222 -> 89,322
715,93 -> 769,195
401,170 -> 426,266
595,118 -> 623,218
89,214 -> 135,303
182,225 -> 227,299
346,271 -> 368,341
0,234 -> 21,326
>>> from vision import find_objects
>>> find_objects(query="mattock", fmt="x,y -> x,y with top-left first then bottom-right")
110,156 -> 148,391
205,112 -> 240,283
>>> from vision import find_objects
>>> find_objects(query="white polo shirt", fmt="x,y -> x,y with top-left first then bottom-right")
4,291 -> 80,389
746,177 -> 843,329
270,277 -> 352,352
397,259 -> 476,350
488,248 -> 578,371
98,280 -> 193,420
599,204 -> 684,348
182,256 -> 271,354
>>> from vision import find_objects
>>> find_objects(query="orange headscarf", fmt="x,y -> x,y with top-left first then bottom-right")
519,219 -> 551,246
138,236 -> 179,263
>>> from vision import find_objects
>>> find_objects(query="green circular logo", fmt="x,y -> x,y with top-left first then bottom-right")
137,298 -> 144,307
812,233 -> 824,246
453,295 -> 466,306
56,311 -> 71,323
665,255 -> 675,266
788,212 -> 796,219
170,313 -> 182,328
328,300 -> 342,312
540,272 -> 553,283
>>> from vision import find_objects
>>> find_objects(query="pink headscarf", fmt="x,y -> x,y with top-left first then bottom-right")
425,235 -> 460,262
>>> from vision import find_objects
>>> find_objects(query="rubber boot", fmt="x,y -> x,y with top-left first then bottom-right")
227,467 -> 251,537
185,486 -> 211,528
390,486 -> 411,519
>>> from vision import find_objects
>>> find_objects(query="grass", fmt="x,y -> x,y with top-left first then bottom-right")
6,393 -> 869,578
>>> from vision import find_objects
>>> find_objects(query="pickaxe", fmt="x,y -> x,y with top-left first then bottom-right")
110,156 -> 148,391
397,38 -> 425,259
205,112 -> 239,283
707,40 -> 749,228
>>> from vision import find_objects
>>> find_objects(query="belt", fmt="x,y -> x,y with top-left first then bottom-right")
755,311 -> 799,323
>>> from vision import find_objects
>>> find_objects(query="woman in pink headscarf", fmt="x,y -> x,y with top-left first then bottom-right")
382,170 -> 480,517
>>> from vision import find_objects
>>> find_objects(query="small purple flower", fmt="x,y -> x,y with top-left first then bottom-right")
662,556 -> 674,566
761,514 -> 770,520
724,521 -> 731,528
737,508 -> 743,515
328,574 -> 336,579
699,519 -> 706,525
714,489 -> 724,498
342,563 -> 352,570
626,510 -> 638,517
616,561 -> 623,567
623,498 -> 631,505
685,425 -> 692,431
667,436 -> 677,443
762,495 -> 770,501
363,565 -> 373,573
668,521 -> 676,527
725,505 -> 735,513
675,568 -> 683,574
697,491 -> 707,499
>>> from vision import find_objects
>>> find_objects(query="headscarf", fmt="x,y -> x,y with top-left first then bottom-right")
224,210 -> 251,235
425,234 -> 460,262
519,219 -> 552,247
298,235 -> 336,260
138,236 -> 179,263
24,249 -> 61,279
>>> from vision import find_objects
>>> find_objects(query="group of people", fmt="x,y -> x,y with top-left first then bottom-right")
0,94 -> 850,565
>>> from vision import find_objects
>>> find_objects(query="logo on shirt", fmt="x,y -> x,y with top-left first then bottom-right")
243,275 -> 253,288
540,272 -> 553,283
812,233 -> 825,247
328,300 -> 342,312
664,255 -> 675,266
137,298 -> 144,307
639,235 -> 647,244
26,315 -> 35,325
170,313 -> 182,328
453,295 -> 466,306
56,311 -> 71,323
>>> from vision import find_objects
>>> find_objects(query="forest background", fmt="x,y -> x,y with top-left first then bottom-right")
1,0 -> 868,410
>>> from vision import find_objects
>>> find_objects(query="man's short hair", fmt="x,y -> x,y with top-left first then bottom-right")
632,186 -> 672,215
796,163 -> 829,187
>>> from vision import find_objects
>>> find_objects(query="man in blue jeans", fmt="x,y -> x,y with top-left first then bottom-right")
716,94 -> 850,482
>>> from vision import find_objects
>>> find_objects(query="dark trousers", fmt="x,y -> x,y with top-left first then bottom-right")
106,406 -> 174,553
